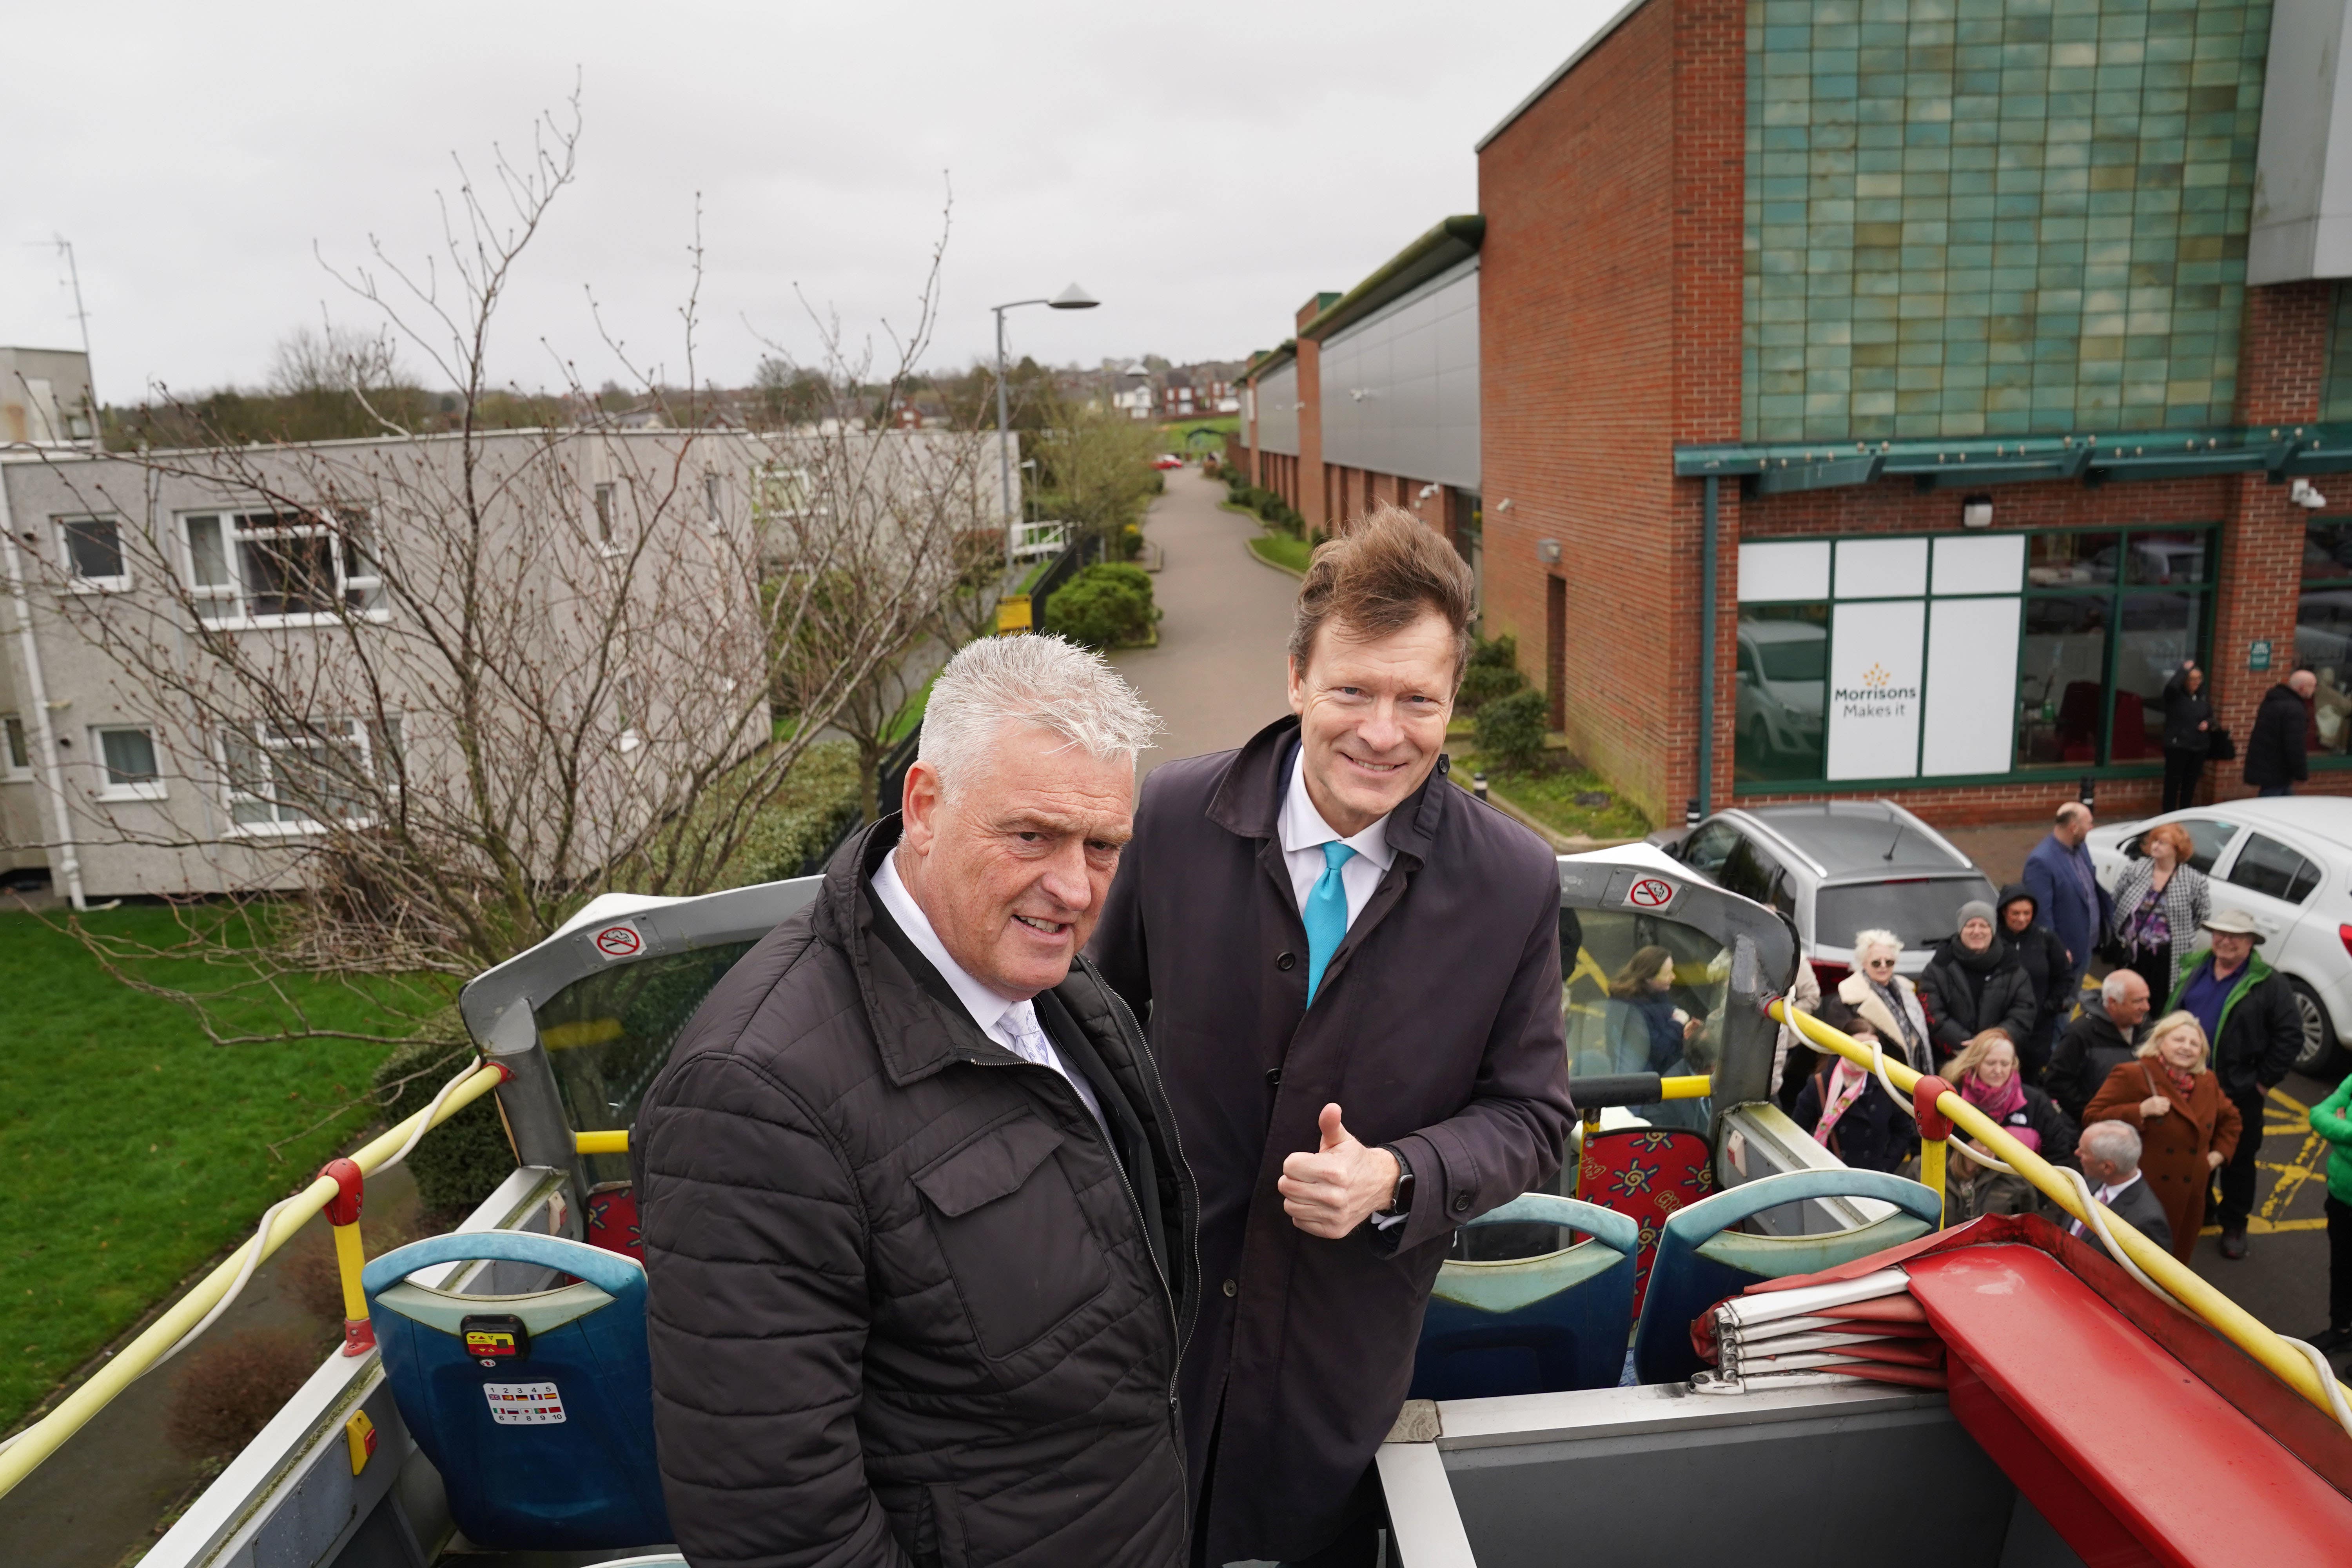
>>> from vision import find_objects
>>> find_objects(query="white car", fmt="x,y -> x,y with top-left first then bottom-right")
2086,799 -> 2352,1075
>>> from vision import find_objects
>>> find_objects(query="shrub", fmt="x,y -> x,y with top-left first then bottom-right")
1045,562 -> 1157,650
165,1329 -> 324,1459
370,1037 -> 515,1219
1455,635 -> 1528,712
1476,688 -> 1550,772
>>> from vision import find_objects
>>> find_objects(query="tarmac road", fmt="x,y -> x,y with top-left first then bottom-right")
1110,466 -> 1296,774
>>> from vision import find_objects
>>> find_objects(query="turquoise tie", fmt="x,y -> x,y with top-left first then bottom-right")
1303,841 -> 1357,1003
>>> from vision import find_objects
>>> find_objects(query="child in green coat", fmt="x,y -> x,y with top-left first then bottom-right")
2308,1072 -> 2352,1352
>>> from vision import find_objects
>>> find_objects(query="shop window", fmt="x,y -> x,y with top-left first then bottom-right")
2298,521 -> 2352,758
1734,604 -> 1829,783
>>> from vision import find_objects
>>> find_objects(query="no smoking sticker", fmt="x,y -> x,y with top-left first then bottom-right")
1627,877 -> 1676,910
592,924 -> 643,960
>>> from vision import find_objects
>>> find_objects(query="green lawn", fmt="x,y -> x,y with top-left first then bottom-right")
1156,416 -> 1237,454
1248,533 -> 1312,575
0,907 -> 409,1431
1448,748 -> 1653,842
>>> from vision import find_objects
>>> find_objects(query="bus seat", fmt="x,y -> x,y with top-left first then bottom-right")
363,1230 -> 670,1552
586,1181 -> 644,1260
1409,1194 -> 1641,1401
1630,1169 -> 1942,1386
1573,1126 -> 1715,1317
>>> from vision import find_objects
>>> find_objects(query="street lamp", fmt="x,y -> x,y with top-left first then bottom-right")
995,283 -> 1097,568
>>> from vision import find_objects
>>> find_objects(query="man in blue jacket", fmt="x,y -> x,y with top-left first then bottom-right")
2022,800 -> 2110,1016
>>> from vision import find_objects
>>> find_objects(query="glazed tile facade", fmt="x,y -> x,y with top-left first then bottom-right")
1743,0 -> 2273,443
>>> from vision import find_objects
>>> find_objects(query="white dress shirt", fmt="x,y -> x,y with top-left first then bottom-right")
871,849 -> 1107,1134
1278,746 -> 1396,929
2069,1171 -> 2145,1237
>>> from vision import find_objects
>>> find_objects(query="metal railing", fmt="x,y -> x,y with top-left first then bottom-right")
1771,998 -> 2352,1433
0,1061 -> 508,1499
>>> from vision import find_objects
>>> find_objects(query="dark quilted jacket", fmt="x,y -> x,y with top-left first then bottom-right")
632,821 -> 1199,1568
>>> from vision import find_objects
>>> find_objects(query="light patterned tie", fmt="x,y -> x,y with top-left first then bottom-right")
1303,841 -> 1357,1003
1002,1003 -> 1057,1069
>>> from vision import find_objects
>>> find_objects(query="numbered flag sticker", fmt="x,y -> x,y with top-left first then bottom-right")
483,1381 -> 567,1425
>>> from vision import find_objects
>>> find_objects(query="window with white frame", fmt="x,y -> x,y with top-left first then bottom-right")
2,715 -> 30,780
704,471 -> 723,527
220,716 -> 401,831
183,511 -> 385,624
593,483 -> 617,545
58,515 -> 129,591
93,726 -> 165,800
753,465 -> 811,520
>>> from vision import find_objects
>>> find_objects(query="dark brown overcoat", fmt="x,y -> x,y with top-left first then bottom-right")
1088,716 -> 1572,1563
2082,1057 -> 2243,1263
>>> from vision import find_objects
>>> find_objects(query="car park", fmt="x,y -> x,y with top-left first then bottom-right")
1651,800 -> 1996,986
2086,798 -> 2352,1075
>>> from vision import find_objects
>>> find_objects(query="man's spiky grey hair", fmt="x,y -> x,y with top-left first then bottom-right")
918,633 -> 1162,792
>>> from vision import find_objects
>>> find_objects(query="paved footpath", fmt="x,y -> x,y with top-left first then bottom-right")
1113,467 -> 1298,774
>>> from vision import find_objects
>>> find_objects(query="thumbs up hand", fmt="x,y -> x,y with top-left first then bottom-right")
1278,1103 -> 1403,1239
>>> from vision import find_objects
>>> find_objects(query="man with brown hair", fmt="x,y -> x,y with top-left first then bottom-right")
1090,503 -> 1572,1566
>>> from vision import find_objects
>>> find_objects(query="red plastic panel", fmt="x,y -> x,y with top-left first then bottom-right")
1908,1245 -> 2352,1568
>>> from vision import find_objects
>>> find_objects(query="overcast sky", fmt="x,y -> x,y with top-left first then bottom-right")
2,2 -> 1621,400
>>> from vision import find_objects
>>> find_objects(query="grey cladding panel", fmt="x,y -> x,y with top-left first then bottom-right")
1258,365 -> 1300,456
1319,261 -> 1479,488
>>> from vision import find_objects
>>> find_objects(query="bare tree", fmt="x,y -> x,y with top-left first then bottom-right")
267,323 -> 408,399
13,97 -> 997,1045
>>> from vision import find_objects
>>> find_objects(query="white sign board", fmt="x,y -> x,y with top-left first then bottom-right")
1922,597 -> 2022,775
1825,600 -> 1926,780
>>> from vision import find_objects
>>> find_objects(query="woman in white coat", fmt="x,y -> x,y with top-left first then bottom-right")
1835,928 -> 1934,1068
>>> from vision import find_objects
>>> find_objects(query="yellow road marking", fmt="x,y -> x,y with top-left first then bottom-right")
2267,1085 -> 2311,1114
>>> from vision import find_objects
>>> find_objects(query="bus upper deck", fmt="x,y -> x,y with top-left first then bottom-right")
4,843 -> 2349,1568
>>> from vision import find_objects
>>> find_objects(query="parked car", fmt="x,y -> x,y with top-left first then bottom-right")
1151,453 -> 1185,470
2086,799 -> 2352,1075
1650,800 -> 1996,987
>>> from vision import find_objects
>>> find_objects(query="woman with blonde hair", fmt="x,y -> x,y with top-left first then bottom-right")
2083,1010 -> 2243,1261
2109,821 -> 2211,1003
1944,1029 -> 2078,1222
1833,929 -> 1932,1067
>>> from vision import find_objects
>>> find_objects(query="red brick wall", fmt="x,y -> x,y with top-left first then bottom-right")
1479,0 -> 1745,822
1295,299 -> 1327,534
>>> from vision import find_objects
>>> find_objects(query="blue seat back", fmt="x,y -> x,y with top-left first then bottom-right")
1408,1194 -> 1642,1402
362,1231 -> 670,1551
1628,1169 -> 1940,1386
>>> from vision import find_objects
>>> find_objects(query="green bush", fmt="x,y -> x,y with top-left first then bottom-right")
1475,688 -> 1550,772
371,1036 -> 515,1218
1456,635 -> 1528,712
1045,562 -> 1156,650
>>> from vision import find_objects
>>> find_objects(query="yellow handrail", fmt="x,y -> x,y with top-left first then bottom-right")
0,1061 -> 507,1499
1771,999 -> 2352,1425
1659,1075 -> 1711,1102
575,1129 -> 629,1155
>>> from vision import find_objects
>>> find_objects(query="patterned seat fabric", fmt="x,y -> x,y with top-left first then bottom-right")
1573,1126 -> 1715,1318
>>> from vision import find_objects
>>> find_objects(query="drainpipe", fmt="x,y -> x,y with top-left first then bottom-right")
1696,475 -> 1720,821
0,456 -> 87,910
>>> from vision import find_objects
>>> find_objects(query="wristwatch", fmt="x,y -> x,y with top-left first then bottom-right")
1379,1145 -> 1415,1216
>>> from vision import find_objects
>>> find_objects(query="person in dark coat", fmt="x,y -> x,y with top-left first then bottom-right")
1089,506 -> 1571,1568
2046,969 -> 2153,1123
2171,909 -> 2305,1257
1792,999 -> 1917,1174
1997,882 -> 2074,1082
2244,670 -> 2317,797
2159,659 -> 2212,812
633,637 -> 1197,1568
1916,900 -> 2037,1062
2069,1120 -> 2174,1256
2022,800 -> 2112,1007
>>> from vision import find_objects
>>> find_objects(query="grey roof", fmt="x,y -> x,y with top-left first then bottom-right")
1738,801 -> 1976,879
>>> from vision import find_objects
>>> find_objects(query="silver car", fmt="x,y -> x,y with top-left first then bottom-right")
1652,800 -> 1997,987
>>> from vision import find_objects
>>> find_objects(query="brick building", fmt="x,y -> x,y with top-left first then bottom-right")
1240,0 -> 2352,829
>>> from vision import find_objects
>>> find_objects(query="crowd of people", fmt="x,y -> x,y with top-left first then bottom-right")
1777,802 -> 2307,1288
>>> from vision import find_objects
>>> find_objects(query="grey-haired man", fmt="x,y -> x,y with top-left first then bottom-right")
635,635 -> 1198,1568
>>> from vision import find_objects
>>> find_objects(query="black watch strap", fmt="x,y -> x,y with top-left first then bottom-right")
1379,1145 -> 1415,1215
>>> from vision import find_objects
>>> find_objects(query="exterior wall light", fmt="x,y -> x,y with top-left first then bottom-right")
1962,494 -> 1993,529
1537,538 -> 1562,564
